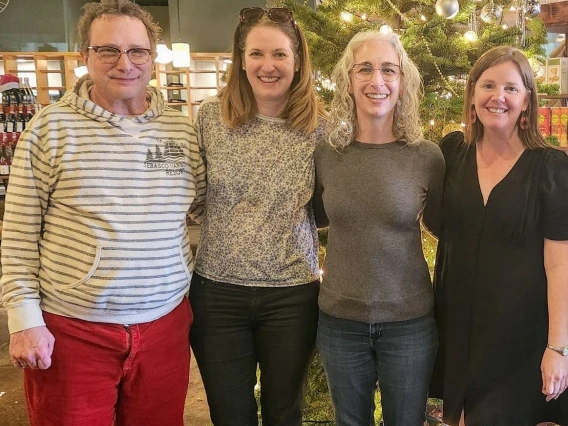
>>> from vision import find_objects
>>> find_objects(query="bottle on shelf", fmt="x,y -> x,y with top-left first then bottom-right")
0,109 -> 5,135
22,78 -> 37,118
5,101 -> 16,134
0,134 -> 10,176
15,104 -> 25,134
1,90 -> 9,118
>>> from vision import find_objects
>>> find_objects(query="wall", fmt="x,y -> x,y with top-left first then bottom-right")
0,0 -> 70,51
172,0 -> 263,53
175,0 -> 317,53
0,0 -> 170,52
0,0 -> 314,53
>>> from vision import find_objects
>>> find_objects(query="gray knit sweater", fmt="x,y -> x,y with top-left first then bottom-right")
313,139 -> 445,323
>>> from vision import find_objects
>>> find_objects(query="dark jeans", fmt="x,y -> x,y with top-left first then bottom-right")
189,273 -> 319,426
317,310 -> 438,426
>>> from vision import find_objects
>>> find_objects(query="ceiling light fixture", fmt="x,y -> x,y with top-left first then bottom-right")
172,0 -> 190,68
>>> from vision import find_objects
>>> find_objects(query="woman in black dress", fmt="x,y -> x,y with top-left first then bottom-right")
431,46 -> 568,426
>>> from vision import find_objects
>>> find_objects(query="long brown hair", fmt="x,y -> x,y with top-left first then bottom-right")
220,15 -> 323,134
463,46 -> 547,149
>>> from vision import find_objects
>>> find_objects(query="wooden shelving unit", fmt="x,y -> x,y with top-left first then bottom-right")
0,51 -> 231,120
155,52 -> 231,120
0,52 -> 84,105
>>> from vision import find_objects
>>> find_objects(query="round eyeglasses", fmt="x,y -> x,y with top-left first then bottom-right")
351,63 -> 401,82
87,46 -> 153,65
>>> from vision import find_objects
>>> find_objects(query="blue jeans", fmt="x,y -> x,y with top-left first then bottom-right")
317,310 -> 438,426
189,273 -> 319,426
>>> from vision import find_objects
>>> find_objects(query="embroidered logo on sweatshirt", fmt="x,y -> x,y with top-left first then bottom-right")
144,139 -> 186,175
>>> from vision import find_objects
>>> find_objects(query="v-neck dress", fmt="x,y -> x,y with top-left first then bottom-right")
430,132 -> 568,426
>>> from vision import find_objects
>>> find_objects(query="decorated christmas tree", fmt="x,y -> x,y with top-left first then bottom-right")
280,0 -> 548,139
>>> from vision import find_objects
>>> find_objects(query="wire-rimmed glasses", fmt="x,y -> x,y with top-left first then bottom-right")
351,63 -> 401,82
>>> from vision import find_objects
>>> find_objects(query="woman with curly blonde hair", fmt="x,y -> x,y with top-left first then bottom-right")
313,30 -> 445,425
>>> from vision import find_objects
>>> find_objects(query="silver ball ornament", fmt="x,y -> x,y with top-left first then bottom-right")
436,0 -> 460,19
524,0 -> 541,18
480,3 -> 503,24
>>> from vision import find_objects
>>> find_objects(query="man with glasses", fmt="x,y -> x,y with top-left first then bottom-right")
0,1 -> 204,425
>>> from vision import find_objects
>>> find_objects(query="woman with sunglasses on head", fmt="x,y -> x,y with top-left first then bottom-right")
430,46 -> 568,426
312,30 -> 444,426
188,7 -> 325,426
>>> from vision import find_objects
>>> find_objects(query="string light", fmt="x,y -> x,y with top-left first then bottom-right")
383,0 -> 411,24
423,39 -> 459,96
464,30 -> 478,42
340,11 -> 353,22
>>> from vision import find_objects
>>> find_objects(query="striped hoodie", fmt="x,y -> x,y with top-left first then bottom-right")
0,75 -> 206,333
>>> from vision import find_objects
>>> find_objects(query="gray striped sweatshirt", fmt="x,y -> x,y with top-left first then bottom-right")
0,76 -> 206,333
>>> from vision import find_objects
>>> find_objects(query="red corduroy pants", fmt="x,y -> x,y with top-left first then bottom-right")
24,297 -> 192,426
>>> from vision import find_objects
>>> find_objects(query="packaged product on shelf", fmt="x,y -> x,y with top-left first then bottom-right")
538,107 -> 551,137
546,58 -> 568,94
550,106 -> 568,147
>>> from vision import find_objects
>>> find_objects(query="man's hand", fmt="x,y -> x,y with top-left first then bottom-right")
9,326 -> 55,370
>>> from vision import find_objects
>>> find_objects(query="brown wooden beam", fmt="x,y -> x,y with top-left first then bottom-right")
540,1 -> 568,34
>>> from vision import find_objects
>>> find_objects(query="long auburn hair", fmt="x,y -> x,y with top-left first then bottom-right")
219,15 -> 323,134
463,46 -> 547,149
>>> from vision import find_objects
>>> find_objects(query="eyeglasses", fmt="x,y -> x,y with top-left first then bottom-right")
87,46 -> 153,65
239,7 -> 294,24
351,63 -> 401,82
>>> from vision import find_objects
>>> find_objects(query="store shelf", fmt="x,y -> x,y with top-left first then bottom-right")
0,52 -> 84,106
154,52 -> 230,120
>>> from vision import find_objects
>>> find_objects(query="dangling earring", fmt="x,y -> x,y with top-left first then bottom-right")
470,105 -> 477,124
520,110 -> 529,130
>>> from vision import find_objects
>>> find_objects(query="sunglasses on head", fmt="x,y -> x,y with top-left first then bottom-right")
239,7 -> 295,24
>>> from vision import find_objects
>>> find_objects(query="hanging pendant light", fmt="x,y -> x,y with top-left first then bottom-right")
172,0 -> 191,68
155,39 -> 174,64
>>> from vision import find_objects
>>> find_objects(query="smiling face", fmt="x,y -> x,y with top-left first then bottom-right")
472,60 -> 529,135
81,15 -> 154,115
243,25 -> 297,117
350,40 -> 401,129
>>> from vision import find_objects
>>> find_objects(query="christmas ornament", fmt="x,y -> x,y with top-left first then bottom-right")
435,0 -> 459,19
523,0 -> 541,18
527,57 -> 545,80
464,8 -> 478,42
480,2 -> 503,24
